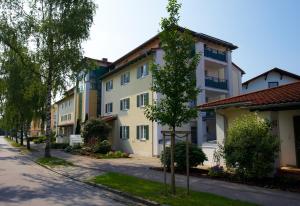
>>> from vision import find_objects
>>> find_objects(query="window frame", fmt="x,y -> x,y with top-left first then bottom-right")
136,125 -> 149,141
120,126 -> 130,140
137,64 -> 149,79
137,93 -> 149,108
268,81 -> 279,88
121,72 -> 130,85
106,80 -> 113,91
105,102 -> 113,114
120,98 -> 130,111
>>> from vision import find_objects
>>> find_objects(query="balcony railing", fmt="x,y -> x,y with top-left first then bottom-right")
204,47 -> 227,62
205,76 -> 228,90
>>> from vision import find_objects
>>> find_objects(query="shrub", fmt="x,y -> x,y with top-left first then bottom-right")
64,146 -> 73,153
51,143 -> 69,149
82,119 -> 111,145
160,141 -> 207,171
93,140 -> 111,154
224,113 -> 280,179
208,165 -> 224,177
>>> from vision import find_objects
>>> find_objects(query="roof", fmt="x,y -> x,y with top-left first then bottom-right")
232,62 -> 245,75
55,87 -> 75,104
243,68 -> 300,86
113,26 -> 238,66
199,81 -> 300,110
100,115 -> 117,122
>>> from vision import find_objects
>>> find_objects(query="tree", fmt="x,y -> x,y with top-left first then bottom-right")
224,113 -> 280,179
145,0 -> 200,194
82,119 -> 111,145
0,0 -> 96,157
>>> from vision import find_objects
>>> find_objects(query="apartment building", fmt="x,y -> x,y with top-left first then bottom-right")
101,28 -> 244,160
56,88 -> 76,141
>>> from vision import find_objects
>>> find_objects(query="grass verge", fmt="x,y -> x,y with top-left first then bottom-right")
4,136 -> 35,154
89,172 -> 257,206
36,157 -> 73,167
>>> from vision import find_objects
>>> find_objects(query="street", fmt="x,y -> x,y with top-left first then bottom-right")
0,136 -> 139,206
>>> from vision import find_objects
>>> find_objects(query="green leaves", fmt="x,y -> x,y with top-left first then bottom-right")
145,0 -> 200,128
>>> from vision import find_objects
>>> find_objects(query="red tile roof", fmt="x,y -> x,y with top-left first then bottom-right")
199,81 -> 300,110
100,115 -> 117,122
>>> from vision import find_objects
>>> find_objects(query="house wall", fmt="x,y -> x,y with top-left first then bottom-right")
278,110 -> 300,166
57,95 -> 75,126
232,65 -> 242,96
102,56 -> 154,156
213,107 -> 299,167
242,71 -> 298,93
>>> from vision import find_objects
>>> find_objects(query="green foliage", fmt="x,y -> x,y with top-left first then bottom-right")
97,151 -> 129,159
93,140 -> 111,154
208,165 -> 225,178
36,157 -> 73,167
161,142 -> 207,171
50,143 -> 69,149
82,119 -> 111,145
90,172 -> 256,206
224,114 -> 280,179
144,0 -> 200,128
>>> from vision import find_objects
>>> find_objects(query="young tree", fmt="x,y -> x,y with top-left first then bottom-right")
145,0 -> 200,194
0,0 -> 96,157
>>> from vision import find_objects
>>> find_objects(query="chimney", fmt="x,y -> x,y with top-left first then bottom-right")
102,58 -> 108,62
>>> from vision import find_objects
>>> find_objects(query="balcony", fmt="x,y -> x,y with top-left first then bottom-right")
204,47 -> 227,62
205,76 -> 228,90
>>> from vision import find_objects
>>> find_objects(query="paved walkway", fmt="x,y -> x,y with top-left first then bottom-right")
29,143 -> 300,206
0,137 -> 144,206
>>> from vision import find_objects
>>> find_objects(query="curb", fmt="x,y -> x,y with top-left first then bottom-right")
32,158 -> 161,206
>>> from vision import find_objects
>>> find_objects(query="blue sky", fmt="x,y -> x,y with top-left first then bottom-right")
83,0 -> 300,81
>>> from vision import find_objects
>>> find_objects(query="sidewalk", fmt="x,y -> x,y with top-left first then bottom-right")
30,145 -> 300,206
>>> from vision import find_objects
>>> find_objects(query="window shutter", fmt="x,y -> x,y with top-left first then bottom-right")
137,67 -> 141,79
127,73 -> 130,83
127,98 -> 130,109
111,103 -> 113,113
145,125 -> 149,140
144,93 -> 149,105
105,82 -> 108,91
105,104 -> 107,113
120,127 -> 122,139
136,126 -> 140,139
126,126 -> 129,139
120,100 -> 123,110
137,95 -> 140,107
111,80 -> 113,89
121,75 -> 123,85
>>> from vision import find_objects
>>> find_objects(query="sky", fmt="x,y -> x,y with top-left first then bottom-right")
82,0 -> 300,82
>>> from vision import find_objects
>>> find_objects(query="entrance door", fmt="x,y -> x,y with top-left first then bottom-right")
293,116 -> 300,167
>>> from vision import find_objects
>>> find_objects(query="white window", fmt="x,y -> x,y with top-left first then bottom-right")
137,64 -> 149,79
120,126 -> 129,139
136,125 -> 149,140
68,114 -> 71,120
268,82 -> 279,88
106,80 -> 113,91
121,72 -> 130,85
105,103 -> 113,113
137,93 -> 149,107
120,98 -> 130,111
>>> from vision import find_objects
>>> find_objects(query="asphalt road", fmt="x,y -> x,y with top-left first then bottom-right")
0,136 -> 139,206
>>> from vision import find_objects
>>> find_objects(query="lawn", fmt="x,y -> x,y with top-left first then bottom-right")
36,157 -> 73,167
5,136 -> 22,147
90,172 -> 257,206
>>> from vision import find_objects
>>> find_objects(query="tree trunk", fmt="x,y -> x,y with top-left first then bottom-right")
170,125 -> 176,195
44,1 -> 54,158
44,78 -> 52,157
20,123 -> 24,146
25,121 -> 30,150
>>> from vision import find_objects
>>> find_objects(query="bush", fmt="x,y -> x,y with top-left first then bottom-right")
64,146 -> 73,153
82,119 -> 111,145
224,113 -> 280,179
161,141 -> 207,171
33,134 -> 55,144
93,140 -> 111,154
51,143 -> 69,149
208,165 -> 224,177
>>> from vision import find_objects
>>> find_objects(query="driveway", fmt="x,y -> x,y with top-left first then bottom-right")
0,136 -> 142,206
